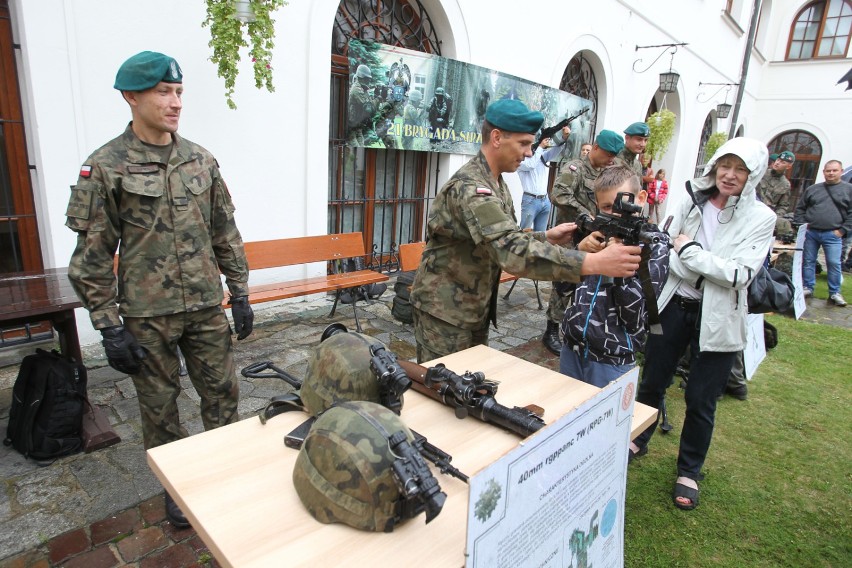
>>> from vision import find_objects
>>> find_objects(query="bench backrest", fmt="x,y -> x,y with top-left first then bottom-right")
399,242 -> 425,272
244,232 -> 368,270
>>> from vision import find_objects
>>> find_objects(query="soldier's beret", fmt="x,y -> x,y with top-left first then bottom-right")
624,122 -> 651,137
595,130 -> 624,155
114,51 -> 183,92
769,153 -> 779,161
485,99 -> 544,134
778,151 -> 795,162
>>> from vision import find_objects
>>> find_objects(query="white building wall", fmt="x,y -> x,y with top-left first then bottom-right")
7,0 -> 851,346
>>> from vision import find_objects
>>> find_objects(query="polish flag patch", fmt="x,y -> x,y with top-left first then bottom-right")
476,187 -> 492,195
568,164 -> 577,171
79,165 -> 92,178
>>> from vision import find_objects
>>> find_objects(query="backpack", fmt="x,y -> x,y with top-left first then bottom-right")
338,257 -> 387,304
391,271 -> 416,324
4,349 -> 87,461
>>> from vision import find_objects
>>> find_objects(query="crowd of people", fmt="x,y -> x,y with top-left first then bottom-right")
66,52 -> 849,529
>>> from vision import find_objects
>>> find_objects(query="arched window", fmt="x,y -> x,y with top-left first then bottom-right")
559,52 -> 599,141
694,113 -> 714,177
787,0 -> 852,59
767,130 -> 823,205
329,0 -> 442,271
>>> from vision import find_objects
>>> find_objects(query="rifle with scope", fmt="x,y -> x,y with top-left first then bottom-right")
396,360 -> 546,439
575,191 -> 661,246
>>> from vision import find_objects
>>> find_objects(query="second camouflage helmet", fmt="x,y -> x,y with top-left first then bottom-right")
292,401 -> 426,532
299,330 -> 385,416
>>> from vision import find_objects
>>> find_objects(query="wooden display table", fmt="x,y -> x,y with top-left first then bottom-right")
147,346 -> 657,568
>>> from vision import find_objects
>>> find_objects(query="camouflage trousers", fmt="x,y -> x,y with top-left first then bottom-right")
546,282 -> 574,325
124,306 -> 239,449
412,308 -> 489,363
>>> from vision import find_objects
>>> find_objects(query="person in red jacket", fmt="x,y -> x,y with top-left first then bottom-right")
647,168 -> 669,223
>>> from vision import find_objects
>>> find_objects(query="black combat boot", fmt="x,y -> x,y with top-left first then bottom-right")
542,321 -> 561,356
165,492 -> 190,528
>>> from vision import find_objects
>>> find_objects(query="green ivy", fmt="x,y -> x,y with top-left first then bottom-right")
704,131 -> 728,162
645,109 -> 676,162
203,0 -> 287,109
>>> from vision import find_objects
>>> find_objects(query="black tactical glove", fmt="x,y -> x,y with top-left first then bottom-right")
101,325 -> 147,375
230,295 -> 254,340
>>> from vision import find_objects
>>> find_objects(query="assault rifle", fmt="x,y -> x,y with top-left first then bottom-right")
575,191 -> 669,332
575,191 -> 661,246
241,343 -> 467,483
532,107 -> 589,152
396,360 -> 546,438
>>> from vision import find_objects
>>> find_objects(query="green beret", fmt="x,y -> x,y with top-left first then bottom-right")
769,153 -> 779,161
114,51 -> 182,92
624,122 -> 650,137
485,99 -> 544,134
595,130 -> 624,155
778,151 -> 795,162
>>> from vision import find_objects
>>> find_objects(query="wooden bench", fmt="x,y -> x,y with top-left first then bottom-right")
237,232 -> 388,331
398,242 -> 541,308
115,233 -> 386,331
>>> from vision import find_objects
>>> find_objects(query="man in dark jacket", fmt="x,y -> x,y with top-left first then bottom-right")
793,160 -> 852,306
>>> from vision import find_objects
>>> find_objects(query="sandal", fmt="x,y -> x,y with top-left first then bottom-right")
672,478 -> 699,510
628,444 -> 647,463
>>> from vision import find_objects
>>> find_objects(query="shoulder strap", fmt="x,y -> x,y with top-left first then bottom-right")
823,184 -> 847,221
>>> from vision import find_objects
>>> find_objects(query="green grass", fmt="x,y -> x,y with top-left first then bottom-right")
625,275 -> 852,568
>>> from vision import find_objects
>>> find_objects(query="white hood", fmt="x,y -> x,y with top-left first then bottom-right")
690,137 -> 769,202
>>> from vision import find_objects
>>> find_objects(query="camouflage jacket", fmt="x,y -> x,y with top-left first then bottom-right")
410,152 -> 586,329
348,82 -> 374,133
65,124 -> 249,329
757,170 -> 791,216
551,156 -> 602,224
615,148 -> 642,177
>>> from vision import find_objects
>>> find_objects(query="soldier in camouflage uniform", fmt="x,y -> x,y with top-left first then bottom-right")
757,150 -> 795,235
64,52 -> 253,528
348,64 -> 376,145
409,99 -> 642,363
615,122 -> 650,177
541,130 -> 624,355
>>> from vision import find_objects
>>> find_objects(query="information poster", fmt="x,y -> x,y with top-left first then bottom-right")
743,312 -> 766,379
792,224 -> 807,320
465,370 -> 639,568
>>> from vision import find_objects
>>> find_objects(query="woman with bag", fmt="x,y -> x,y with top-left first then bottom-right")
628,138 -> 775,511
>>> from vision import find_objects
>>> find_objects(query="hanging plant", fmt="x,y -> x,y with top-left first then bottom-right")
203,0 -> 287,109
645,109 -> 676,162
704,131 -> 728,162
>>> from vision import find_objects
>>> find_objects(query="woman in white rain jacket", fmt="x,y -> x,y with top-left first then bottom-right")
629,137 -> 776,510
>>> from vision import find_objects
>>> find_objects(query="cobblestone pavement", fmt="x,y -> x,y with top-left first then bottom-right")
0,277 -> 559,567
0,274 -> 847,567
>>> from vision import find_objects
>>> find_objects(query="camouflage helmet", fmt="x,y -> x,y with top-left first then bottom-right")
292,401 -> 435,532
408,90 -> 422,103
299,329 -> 384,416
355,64 -> 372,79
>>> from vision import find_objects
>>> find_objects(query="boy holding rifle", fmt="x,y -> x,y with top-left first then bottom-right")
559,166 -> 670,387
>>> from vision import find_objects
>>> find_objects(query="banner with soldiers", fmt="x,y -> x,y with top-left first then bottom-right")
347,39 -> 592,155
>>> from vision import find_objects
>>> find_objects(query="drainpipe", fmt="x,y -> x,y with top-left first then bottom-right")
728,0 -> 762,139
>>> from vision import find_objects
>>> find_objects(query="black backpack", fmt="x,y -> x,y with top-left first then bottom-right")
4,349 -> 87,461
391,271 -> 416,324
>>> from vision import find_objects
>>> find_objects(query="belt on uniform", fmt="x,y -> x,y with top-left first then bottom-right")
524,192 -> 547,199
673,295 -> 701,312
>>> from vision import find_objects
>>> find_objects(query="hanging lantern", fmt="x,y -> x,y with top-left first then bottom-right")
659,70 -> 680,93
716,103 -> 732,118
